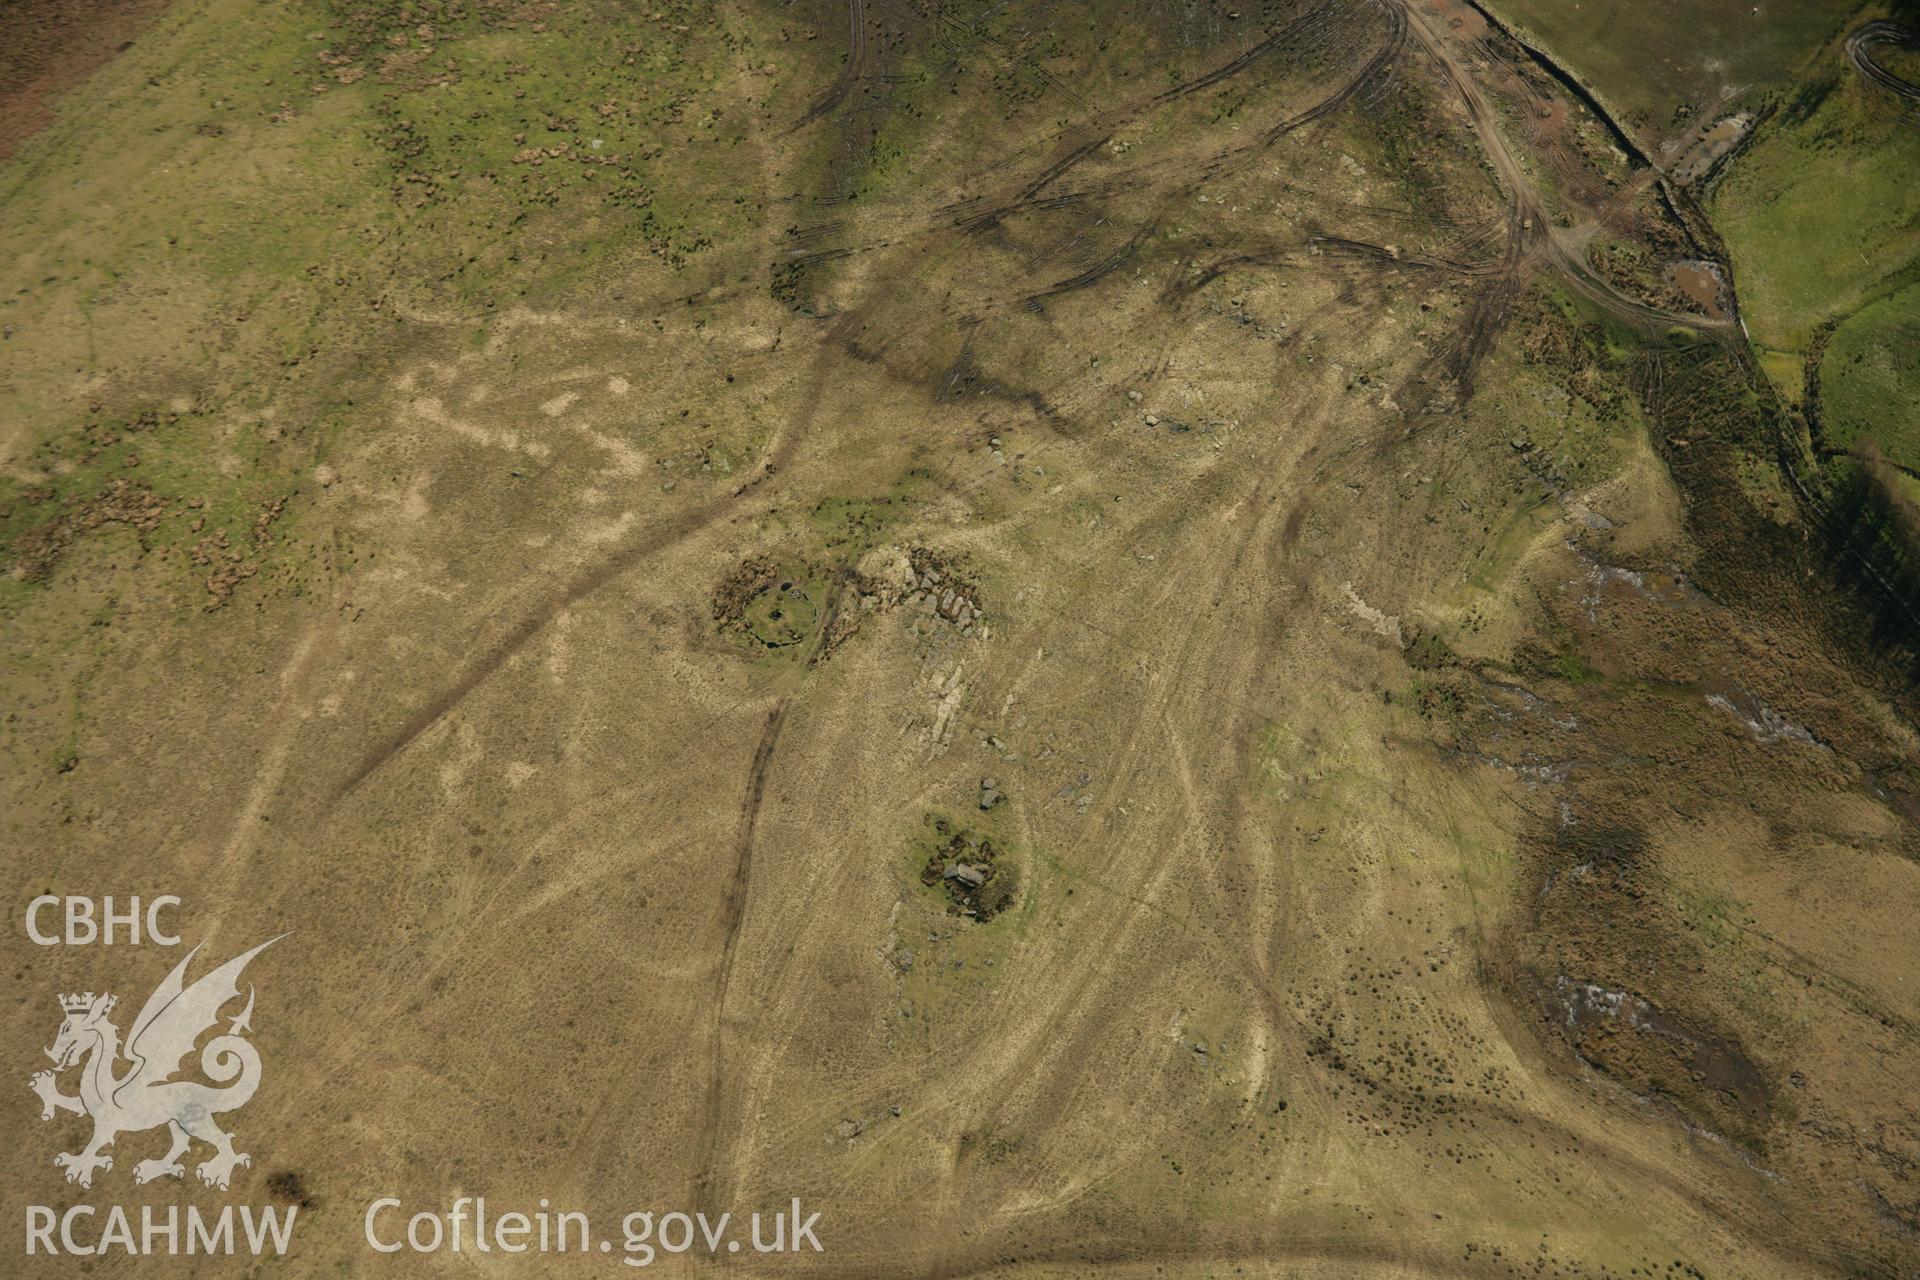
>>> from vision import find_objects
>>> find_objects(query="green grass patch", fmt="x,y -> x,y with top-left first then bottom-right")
1820,282 -> 1920,472
807,468 -> 940,552
1714,69 -> 1920,353
1553,650 -> 1603,685
1484,0 -> 1854,143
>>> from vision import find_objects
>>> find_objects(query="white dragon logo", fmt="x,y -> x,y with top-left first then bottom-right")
28,937 -> 281,1191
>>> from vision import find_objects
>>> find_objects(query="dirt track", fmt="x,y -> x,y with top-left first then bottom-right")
1399,0 -> 1737,339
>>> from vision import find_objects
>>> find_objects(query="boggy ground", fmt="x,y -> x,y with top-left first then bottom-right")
1,1 -> 1916,1277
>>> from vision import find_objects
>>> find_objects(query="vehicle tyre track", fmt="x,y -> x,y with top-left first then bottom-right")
1848,21 -> 1920,106
694,568 -> 854,1213
691,698 -> 787,1212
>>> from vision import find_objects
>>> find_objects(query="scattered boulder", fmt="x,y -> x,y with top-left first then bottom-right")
907,547 -> 984,635
920,820 -> 1017,920
943,863 -> 987,889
